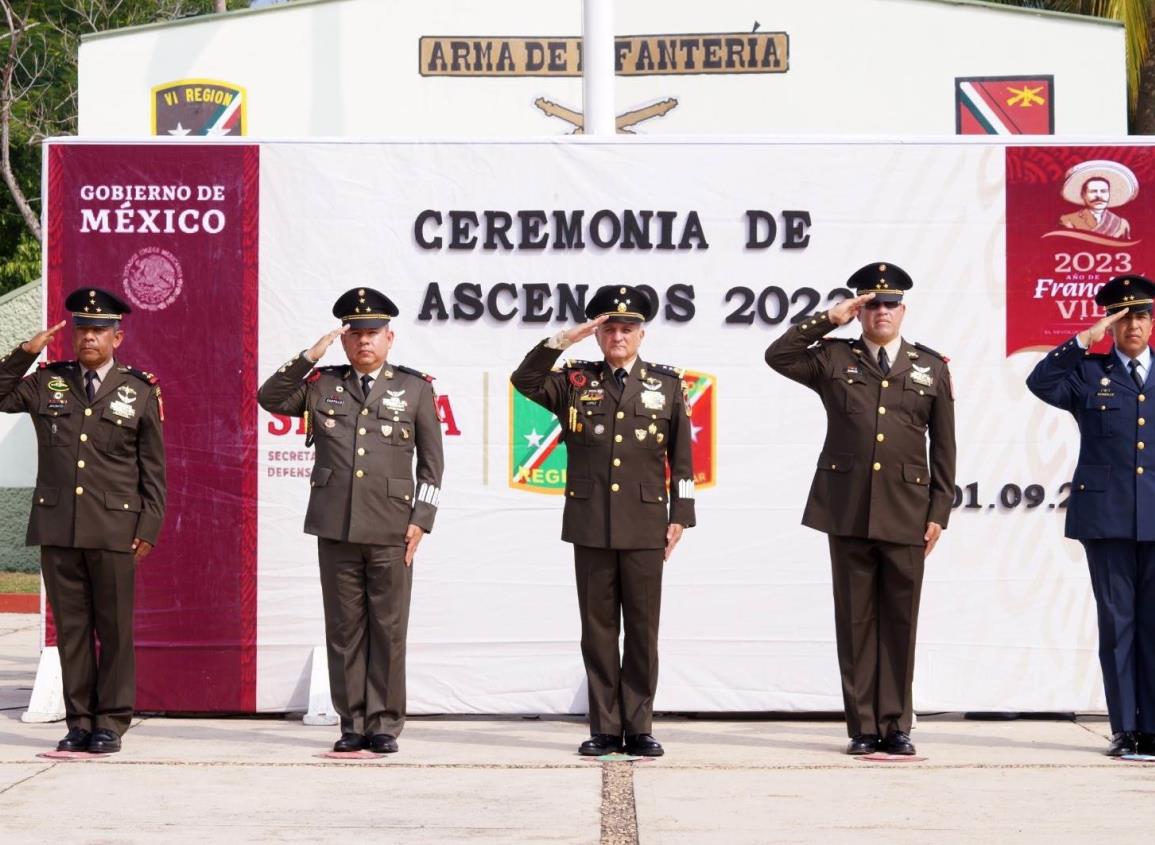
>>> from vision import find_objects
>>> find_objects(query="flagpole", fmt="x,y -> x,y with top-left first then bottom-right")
581,0 -> 615,136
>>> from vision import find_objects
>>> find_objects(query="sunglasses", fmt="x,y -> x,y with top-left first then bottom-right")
863,300 -> 902,311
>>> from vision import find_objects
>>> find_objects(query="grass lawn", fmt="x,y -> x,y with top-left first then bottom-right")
0,572 -> 39,593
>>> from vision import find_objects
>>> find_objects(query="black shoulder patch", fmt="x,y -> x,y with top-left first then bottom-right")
318,365 -> 347,374
118,365 -> 159,385
913,342 -> 948,362
39,360 -> 75,370
396,364 -> 435,382
821,337 -> 853,344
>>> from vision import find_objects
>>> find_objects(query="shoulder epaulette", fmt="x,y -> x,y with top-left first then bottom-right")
563,359 -> 599,371
648,362 -> 684,379
914,342 -> 949,363
821,337 -> 854,344
118,365 -> 159,385
396,364 -> 435,382
39,360 -> 74,370
308,365 -> 345,383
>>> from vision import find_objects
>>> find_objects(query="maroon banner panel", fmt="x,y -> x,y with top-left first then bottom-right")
45,143 -> 259,712
1006,146 -> 1155,356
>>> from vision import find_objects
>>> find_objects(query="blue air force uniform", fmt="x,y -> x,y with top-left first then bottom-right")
1026,274 -> 1155,752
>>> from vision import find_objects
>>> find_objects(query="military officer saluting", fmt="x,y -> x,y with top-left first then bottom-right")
1027,274 -> 1155,757
258,288 -> 443,755
765,263 -> 956,756
0,288 -> 166,754
511,285 -> 696,757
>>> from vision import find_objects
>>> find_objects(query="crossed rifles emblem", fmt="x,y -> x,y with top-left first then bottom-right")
534,97 -> 679,134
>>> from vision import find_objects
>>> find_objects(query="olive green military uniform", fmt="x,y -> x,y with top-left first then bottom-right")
0,345 -> 166,736
765,311 -> 956,737
258,352 -> 443,737
512,341 -> 696,736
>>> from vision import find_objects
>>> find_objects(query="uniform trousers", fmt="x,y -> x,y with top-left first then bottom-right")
574,545 -> 664,736
318,539 -> 413,737
1082,539 -> 1155,734
828,535 -> 924,737
41,546 -> 137,736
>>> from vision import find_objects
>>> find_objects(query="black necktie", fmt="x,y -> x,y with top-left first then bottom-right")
614,367 -> 627,390
1130,359 -> 1144,390
877,347 -> 891,376
84,370 -> 98,403
361,374 -> 373,397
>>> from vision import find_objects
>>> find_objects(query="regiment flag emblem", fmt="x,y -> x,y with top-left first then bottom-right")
508,369 -> 717,495
152,79 -> 247,137
955,76 -> 1053,135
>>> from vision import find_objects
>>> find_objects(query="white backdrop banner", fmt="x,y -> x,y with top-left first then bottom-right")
48,137 -> 1146,714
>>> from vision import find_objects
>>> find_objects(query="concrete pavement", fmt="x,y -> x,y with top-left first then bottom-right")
2,612 -> 1155,844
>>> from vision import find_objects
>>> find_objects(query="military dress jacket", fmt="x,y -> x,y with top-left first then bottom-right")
1026,337 -> 1155,541
258,353 -> 444,547
0,345 -> 166,552
764,311 -> 956,546
511,340 -> 696,550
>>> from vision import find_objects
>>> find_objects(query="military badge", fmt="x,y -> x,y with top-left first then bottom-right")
110,385 -> 138,419
382,390 -> 408,413
335,386 -> 345,393
568,371 -> 588,388
642,377 -> 663,392
47,376 -> 68,393
640,390 -> 666,411
648,423 -> 658,435
401,428 -> 410,440
579,389 -> 604,403
1101,377 -> 1111,386
594,423 -> 605,435
324,418 -> 336,429
382,424 -> 393,436
656,433 -> 665,443
635,428 -> 648,441
911,371 -> 934,387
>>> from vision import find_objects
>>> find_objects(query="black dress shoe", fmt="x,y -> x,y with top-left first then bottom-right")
624,734 -> 664,757
1106,732 -> 1139,757
1138,733 -> 1155,755
333,732 -> 367,753
578,734 -> 623,756
368,734 -> 398,754
845,734 -> 880,755
56,728 -> 91,752
87,729 -> 121,754
882,730 -> 916,755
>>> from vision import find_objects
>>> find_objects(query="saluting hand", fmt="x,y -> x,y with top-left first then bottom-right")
561,314 -> 609,346
306,326 -> 349,363
1077,309 -> 1127,348
22,321 -> 68,355
827,292 -> 875,327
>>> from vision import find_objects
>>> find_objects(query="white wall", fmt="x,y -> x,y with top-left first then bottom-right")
77,0 -> 1126,138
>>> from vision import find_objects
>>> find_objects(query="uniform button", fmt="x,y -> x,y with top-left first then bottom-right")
122,503 -> 130,510
1139,467 -> 1146,475
880,380 -> 889,388
1140,442 -> 1146,450
615,434 -> 623,443
1140,418 -> 1147,426
355,470 -> 364,478
611,483 -> 620,492
77,460 -> 85,469
878,407 -> 886,415
919,390 -> 925,396
613,458 -> 621,467
404,494 -> 410,501
84,408 -> 92,416
393,416 -> 400,422
616,411 -> 624,419
876,433 -> 885,442
569,491 -> 575,497
1141,394 -> 1147,402
327,409 -> 335,416
658,496 -> 663,502
38,498 -> 44,504
1079,484 -> 1086,490
358,428 -> 366,435
1100,405 -> 1107,411
75,486 -> 84,495
830,464 -> 837,470
872,462 -> 881,471
357,448 -> 365,456
361,408 -> 369,416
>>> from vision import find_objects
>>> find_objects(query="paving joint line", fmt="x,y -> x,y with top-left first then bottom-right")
600,761 -> 639,845
0,761 -> 56,795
